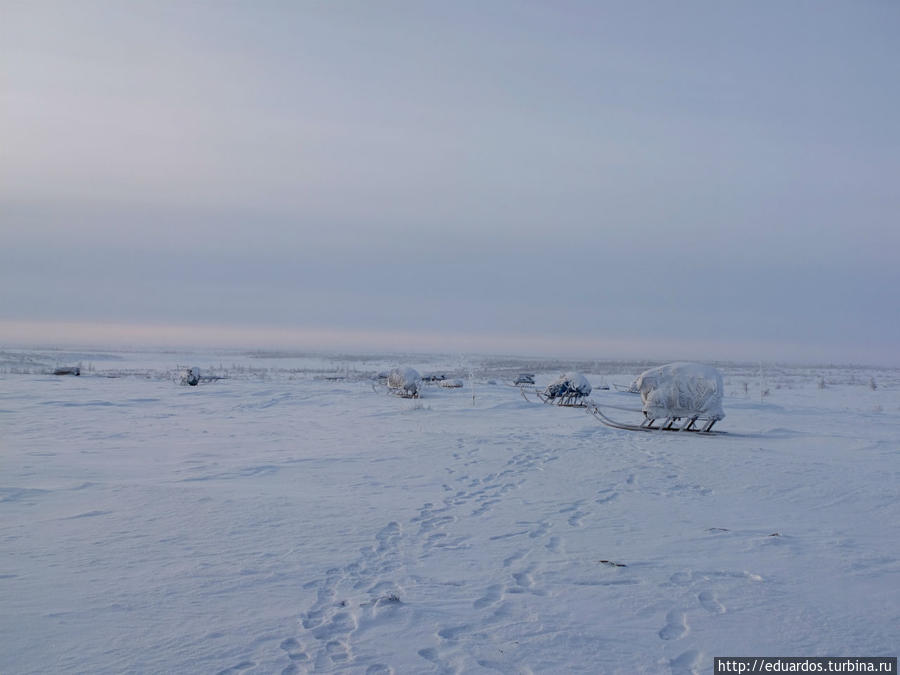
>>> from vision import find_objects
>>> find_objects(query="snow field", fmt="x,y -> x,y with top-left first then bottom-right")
1,350 -> 898,673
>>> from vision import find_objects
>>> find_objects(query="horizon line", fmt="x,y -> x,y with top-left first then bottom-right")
0,319 -> 895,369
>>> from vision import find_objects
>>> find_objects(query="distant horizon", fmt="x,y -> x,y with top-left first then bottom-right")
1,319 -> 895,369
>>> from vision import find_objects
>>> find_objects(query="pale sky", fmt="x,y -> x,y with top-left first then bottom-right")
2,1 -> 898,364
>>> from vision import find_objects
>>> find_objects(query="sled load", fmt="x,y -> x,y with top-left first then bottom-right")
514,373 -> 535,385
439,378 -> 464,388
53,366 -> 80,376
589,362 -> 725,433
537,372 -> 592,406
180,367 -> 200,386
387,367 -> 421,398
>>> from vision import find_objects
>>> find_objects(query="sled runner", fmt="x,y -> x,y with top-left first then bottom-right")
586,401 -> 724,435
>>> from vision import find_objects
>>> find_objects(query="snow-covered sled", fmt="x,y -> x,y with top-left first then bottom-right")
180,367 -> 200,386
588,363 -> 725,434
612,379 -> 639,394
529,372 -> 592,407
387,367 -> 421,398
177,366 -> 225,386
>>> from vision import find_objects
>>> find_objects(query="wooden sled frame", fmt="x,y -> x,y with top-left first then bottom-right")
520,386 -> 588,407
536,389 -> 589,407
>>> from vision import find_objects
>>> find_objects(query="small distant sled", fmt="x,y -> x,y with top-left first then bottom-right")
588,363 -> 726,434
523,372 -> 592,407
177,367 -> 224,386
612,382 -> 639,394
387,367 -> 421,398
53,366 -> 80,376
180,367 -> 200,386
514,373 -> 535,386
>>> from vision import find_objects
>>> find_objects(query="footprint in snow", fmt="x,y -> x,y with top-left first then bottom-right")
529,520 -> 551,539
437,624 -> 470,641
374,521 -> 401,550
324,638 -> 350,663
472,498 -> 500,516
595,490 -> 619,504
503,550 -> 527,567
280,638 -> 309,663
567,510 -> 589,527
670,649 -> 702,675
698,590 -> 726,614
473,584 -> 504,609
311,611 -> 356,641
558,499 -> 587,513
215,661 -> 255,675
366,665 -> 394,675
659,610 -> 689,640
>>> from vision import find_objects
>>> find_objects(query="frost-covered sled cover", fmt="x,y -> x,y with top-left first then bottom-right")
545,372 -> 592,399
635,362 -> 725,420
180,367 -> 200,386
387,367 -> 421,397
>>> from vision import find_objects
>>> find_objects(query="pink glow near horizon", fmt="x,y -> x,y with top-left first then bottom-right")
0,319 -> 871,366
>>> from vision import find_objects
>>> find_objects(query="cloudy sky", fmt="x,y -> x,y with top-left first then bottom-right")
2,1 -> 898,363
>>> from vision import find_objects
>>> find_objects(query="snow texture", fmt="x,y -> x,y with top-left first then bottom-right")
636,362 -> 726,420
1,349 -> 899,674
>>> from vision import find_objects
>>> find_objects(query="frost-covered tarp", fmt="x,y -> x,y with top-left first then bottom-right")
388,367 -> 421,396
635,362 -> 725,420
545,372 -> 592,399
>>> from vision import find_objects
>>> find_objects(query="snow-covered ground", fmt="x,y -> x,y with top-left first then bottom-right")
1,348 -> 898,674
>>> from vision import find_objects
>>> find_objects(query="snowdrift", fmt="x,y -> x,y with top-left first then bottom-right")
635,362 -> 725,420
